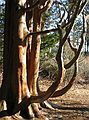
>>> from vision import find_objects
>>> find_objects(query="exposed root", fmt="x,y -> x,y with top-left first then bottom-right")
12,114 -> 23,120
31,103 -> 48,120
19,103 -> 49,119
40,101 -> 55,110
40,100 -> 63,110
46,100 -> 62,109
20,105 -> 34,119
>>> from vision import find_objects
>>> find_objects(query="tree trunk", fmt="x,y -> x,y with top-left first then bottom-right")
1,0 -> 30,116
2,0 -> 19,113
1,0 -> 46,119
26,4 -> 44,118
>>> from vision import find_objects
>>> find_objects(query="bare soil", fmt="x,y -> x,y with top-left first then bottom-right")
1,77 -> 89,120
38,77 -> 89,120
0,63 -> 89,119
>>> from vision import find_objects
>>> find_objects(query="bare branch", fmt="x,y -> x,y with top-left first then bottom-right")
67,37 -> 77,52
51,62 -> 77,98
64,34 -> 84,69
24,28 -> 58,41
59,6 -> 66,23
18,0 -> 40,12
64,6 -> 86,69
78,0 -> 87,15
37,59 -> 77,98
24,24 -> 67,42
61,0 -> 82,46
39,0 -> 51,14
7,32 -> 63,113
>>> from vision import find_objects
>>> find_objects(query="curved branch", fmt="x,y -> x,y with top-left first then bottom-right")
39,0 -> 51,14
67,37 -> 77,52
64,34 -> 84,69
37,60 -> 77,98
9,37 -> 63,114
0,61 -> 76,117
51,62 -> 77,97
78,0 -> 87,15
36,27 -> 77,98
29,42 -> 63,104
61,0 -> 82,46
19,0 -> 40,12
59,7 -> 66,23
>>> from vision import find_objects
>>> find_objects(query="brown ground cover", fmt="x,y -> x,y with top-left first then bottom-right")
0,57 -> 89,120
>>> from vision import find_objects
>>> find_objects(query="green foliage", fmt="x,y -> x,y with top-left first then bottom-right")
40,32 -> 60,80
41,33 -> 60,59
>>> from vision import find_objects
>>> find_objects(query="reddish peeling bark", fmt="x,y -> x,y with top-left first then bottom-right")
27,6 -> 41,96
1,0 -> 55,119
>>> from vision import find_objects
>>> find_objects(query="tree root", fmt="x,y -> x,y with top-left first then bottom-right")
19,103 -> 48,120
40,100 -> 63,110
0,100 -> 61,119
20,105 -> 34,119
31,103 -> 48,120
40,101 -> 55,110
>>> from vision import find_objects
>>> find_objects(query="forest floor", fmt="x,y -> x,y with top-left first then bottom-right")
0,57 -> 89,120
39,77 -> 89,120
0,76 -> 89,120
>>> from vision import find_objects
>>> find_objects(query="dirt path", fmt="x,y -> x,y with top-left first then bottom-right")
38,77 -> 89,120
